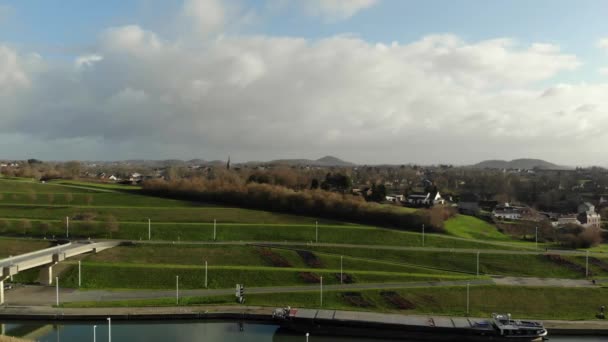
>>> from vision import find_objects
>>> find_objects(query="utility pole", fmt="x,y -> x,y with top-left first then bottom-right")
205,260 -> 208,288
213,219 -> 217,241
148,218 -> 151,240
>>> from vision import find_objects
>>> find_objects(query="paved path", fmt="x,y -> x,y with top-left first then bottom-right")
493,276 -> 595,287
2,279 -> 494,306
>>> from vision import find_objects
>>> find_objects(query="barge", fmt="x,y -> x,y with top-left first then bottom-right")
273,307 -> 547,341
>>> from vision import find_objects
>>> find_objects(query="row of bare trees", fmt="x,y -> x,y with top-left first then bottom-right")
142,178 -> 446,232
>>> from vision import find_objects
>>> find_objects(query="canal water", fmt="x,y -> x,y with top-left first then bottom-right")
0,321 -> 603,341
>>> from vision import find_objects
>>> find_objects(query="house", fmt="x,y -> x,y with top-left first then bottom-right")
552,214 -> 581,228
406,191 -> 444,206
577,202 -> 602,229
492,203 -> 524,220
458,193 -> 480,215
108,175 -> 119,181
385,194 -> 405,203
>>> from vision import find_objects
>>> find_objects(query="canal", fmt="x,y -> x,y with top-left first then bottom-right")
0,321 -> 604,341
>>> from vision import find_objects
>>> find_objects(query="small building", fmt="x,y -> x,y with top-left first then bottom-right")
492,203 -> 524,220
577,202 -> 602,229
552,215 -> 581,228
406,191 -> 444,206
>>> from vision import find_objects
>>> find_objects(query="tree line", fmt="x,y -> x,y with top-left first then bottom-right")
142,178 -> 448,232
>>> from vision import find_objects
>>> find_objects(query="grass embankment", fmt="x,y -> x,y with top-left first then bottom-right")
0,238 -> 51,258
304,245 -> 608,278
62,285 -> 608,320
445,215 -> 510,241
57,245 -> 469,289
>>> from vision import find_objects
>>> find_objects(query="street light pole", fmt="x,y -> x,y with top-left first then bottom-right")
78,261 -> 81,287
55,277 -> 59,306
93,325 -> 97,342
107,318 -> 111,342
315,221 -> 318,243
476,251 -> 480,277
320,276 -> 323,307
213,219 -> 217,241
535,226 -> 538,250
422,224 -> 425,247
66,216 -> 69,238
205,260 -> 208,288
586,250 -> 589,278
466,283 -> 470,315
148,218 -> 151,240
306,333 -> 309,342
340,256 -> 343,284
176,276 -> 179,305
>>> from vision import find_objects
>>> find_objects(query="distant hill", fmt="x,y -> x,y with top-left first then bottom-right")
266,156 -> 355,167
471,158 -> 569,170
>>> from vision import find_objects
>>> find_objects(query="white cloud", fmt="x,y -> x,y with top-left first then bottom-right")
305,0 -> 379,20
181,0 -> 225,36
3,27 -> 600,164
75,54 -> 104,69
597,38 -> 608,51
599,67 -> 608,76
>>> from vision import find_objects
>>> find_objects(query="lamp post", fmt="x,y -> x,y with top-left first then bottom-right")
176,276 -> 180,305
340,256 -> 343,284
55,277 -> 59,306
205,260 -> 208,288
315,221 -> 318,243
148,218 -> 151,240
93,325 -> 97,342
535,226 -> 538,250
476,251 -> 480,277
466,283 -> 470,315
320,276 -> 323,307
213,219 -> 217,241
306,332 -> 309,342
107,318 -> 111,342
66,216 -> 69,238
422,224 -> 425,246
78,260 -> 82,287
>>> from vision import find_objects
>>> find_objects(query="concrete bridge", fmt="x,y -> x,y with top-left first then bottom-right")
1,241 -> 120,305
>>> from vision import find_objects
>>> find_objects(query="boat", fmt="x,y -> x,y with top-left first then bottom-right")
272,307 -> 548,341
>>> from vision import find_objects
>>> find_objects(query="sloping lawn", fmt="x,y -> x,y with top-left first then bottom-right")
445,215 -> 510,241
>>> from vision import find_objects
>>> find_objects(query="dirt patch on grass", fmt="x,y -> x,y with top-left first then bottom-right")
296,250 -> 322,268
545,254 -> 590,276
342,292 -> 374,307
298,272 -> 320,283
380,291 -> 416,310
335,273 -> 354,284
257,247 -> 292,267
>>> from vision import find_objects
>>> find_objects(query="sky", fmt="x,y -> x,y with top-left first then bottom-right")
1,0 -> 608,165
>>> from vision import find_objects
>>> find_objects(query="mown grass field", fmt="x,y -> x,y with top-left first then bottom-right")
0,238 -> 51,258
445,215 -> 511,241
62,285 -> 608,320
60,262 -> 472,290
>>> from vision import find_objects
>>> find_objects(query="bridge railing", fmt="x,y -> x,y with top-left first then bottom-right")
0,242 -> 72,266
